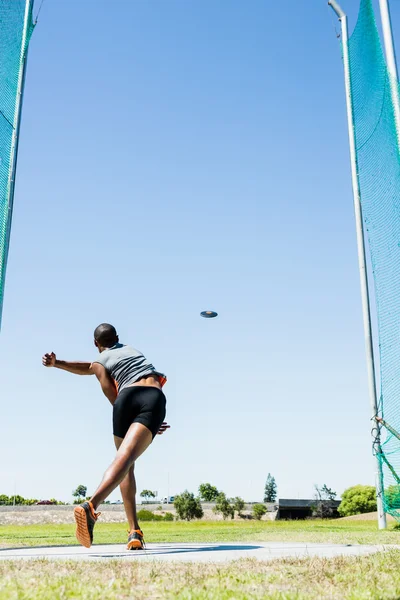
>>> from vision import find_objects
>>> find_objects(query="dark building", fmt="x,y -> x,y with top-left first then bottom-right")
278,499 -> 341,520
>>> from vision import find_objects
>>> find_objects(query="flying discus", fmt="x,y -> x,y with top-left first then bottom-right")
200,311 -> 218,318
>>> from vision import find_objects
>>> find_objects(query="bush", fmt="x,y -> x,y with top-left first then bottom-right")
232,496 -> 245,516
253,503 -> 267,520
137,509 -> 175,522
23,499 -> 38,506
338,485 -> 377,517
137,509 -> 162,521
214,493 -> 234,520
174,491 -> 204,521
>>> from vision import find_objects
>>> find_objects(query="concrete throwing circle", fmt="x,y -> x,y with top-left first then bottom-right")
0,542 -> 397,562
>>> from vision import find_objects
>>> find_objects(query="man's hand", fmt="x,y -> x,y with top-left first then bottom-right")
157,422 -> 171,435
41,354 -> 93,375
42,352 -> 56,367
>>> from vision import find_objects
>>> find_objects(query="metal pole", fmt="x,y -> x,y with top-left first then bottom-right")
328,0 -> 387,529
1,0 -> 33,328
379,0 -> 400,147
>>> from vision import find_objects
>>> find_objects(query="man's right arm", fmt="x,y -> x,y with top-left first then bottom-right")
42,352 -> 94,376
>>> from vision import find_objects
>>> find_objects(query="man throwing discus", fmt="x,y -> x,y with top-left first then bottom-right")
42,323 -> 169,550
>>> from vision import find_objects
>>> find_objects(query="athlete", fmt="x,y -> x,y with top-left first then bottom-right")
42,323 -> 169,550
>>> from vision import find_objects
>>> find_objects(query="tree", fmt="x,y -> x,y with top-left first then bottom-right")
232,496 -> 245,517
264,474 -> 277,502
174,491 -> 204,521
338,485 -> 377,517
140,490 -> 156,502
214,493 -> 234,520
72,485 -> 87,503
198,483 -> 219,502
253,503 -> 267,520
312,484 -> 338,518
8,495 -> 25,506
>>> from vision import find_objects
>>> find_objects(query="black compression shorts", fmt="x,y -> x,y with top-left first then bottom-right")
113,386 -> 166,439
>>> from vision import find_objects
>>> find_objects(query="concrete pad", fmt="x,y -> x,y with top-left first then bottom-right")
0,542 -> 399,563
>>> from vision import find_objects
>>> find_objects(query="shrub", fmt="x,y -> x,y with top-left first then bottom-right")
338,485 -> 377,517
174,491 -> 204,521
253,503 -> 267,520
137,509 -> 162,521
163,512 -> 174,521
214,493 -> 234,519
232,496 -> 245,516
23,499 -> 38,506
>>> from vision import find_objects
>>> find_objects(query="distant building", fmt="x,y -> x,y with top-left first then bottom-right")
277,499 -> 341,520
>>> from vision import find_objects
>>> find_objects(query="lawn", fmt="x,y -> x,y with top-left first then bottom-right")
2,520 -> 400,599
2,552 -> 400,599
1,518 -> 400,548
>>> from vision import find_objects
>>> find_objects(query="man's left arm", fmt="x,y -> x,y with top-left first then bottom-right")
91,362 -> 118,405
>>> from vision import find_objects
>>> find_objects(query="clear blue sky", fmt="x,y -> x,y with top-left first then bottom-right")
1,0 -> 396,503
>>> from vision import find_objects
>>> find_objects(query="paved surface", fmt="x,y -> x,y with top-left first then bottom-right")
0,542 -> 398,563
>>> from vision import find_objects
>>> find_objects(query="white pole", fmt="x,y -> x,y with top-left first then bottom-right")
328,0 -> 387,529
379,0 -> 400,147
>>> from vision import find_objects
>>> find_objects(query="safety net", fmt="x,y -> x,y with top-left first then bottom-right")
348,0 -> 400,518
0,0 -> 34,327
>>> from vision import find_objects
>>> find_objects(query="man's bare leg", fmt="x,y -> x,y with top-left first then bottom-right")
119,467 -> 138,531
90,423 -> 152,509
73,423 -> 152,548
115,434 -> 139,532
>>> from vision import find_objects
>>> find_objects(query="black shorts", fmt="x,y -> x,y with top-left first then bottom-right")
113,386 -> 166,439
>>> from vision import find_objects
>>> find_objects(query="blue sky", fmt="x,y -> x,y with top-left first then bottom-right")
0,0 -> 397,503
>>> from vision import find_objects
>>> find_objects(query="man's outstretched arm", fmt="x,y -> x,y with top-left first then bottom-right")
42,352 -> 94,375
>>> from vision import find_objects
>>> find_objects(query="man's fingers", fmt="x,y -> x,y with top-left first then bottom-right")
157,423 -> 171,435
42,352 -> 56,367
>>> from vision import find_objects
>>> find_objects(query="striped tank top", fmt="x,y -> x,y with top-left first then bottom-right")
93,343 -> 167,393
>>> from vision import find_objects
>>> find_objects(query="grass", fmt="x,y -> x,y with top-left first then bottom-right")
2,552 -> 400,599
1,518 -> 400,548
1,520 -> 400,598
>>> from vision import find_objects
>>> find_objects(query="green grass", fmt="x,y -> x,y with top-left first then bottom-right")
1,518 -> 400,548
2,520 -> 400,598
2,552 -> 400,599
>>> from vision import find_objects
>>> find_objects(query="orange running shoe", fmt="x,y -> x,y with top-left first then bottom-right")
73,501 -> 100,548
127,529 -> 145,550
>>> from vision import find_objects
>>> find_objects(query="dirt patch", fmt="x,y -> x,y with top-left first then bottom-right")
338,511 -> 395,521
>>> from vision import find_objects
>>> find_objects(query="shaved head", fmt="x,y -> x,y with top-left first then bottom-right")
94,323 -> 118,348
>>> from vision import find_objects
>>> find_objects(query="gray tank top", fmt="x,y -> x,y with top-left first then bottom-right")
93,343 -> 166,392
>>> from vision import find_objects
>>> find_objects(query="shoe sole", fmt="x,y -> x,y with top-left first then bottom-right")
126,540 -> 144,550
74,506 -> 92,548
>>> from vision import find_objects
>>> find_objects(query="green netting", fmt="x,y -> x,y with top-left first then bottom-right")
348,0 -> 400,518
0,0 -> 34,328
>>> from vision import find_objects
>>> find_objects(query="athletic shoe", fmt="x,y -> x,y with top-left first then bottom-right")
73,501 -> 101,548
127,528 -> 145,550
